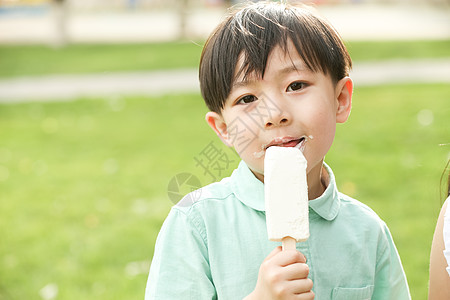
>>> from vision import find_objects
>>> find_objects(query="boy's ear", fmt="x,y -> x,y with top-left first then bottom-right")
205,111 -> 232,147
335,77 -> 353,123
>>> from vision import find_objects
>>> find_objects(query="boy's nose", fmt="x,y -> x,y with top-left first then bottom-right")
265,116 -> 289,128
259,95 -> 292,129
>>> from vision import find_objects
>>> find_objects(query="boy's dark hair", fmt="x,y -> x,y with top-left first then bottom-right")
443,159 -> 450,198
199,1 -> 352,114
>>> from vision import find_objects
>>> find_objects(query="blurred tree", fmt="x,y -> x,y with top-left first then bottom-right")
178,0 -> 189,39
128,0 -> 138,10
224,0 -> 261,7
52,0 -> 68,47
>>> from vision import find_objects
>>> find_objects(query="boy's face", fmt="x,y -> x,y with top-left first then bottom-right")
206,39 -> 352,187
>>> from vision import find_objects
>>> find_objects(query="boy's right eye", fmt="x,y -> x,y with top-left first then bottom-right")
237,95 -> 257,104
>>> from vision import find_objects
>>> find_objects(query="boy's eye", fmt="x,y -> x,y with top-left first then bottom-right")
237,95 -> 257,104
287,81 -> 307,92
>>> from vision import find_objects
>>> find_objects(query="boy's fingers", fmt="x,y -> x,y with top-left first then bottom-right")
297,251 -> 307,263
274,279 -> 313,299
272,249 -> 306,266
295,290 -> 315,300
290,278 -> 313,294
283,262 -> 310,279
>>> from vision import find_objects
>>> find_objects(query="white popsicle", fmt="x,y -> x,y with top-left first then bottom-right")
264,146 -> 309,250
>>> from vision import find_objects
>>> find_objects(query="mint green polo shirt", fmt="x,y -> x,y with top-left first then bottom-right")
146,161 -> 410,299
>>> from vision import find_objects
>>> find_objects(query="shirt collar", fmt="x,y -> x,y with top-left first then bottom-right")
230,160 -> 340,221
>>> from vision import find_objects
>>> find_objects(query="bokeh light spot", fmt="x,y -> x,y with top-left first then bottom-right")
39,283 -> 58,300
417,109 -> 434,126
103,158 -> 119,175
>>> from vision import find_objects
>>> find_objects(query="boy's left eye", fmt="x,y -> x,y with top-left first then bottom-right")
237,95 -> 257,104
287,81 -> 307,92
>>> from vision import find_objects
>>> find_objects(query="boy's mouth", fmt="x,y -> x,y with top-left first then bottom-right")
253,136 -> 309,158
264,137 -> 306,150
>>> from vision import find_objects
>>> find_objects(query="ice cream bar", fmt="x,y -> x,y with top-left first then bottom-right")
264,146 -> 309,250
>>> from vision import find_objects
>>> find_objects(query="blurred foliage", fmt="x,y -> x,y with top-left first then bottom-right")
0,83 -> 449,299
0,42 -> 203,78
347,39 -> 450,61
0,40 -> 449,78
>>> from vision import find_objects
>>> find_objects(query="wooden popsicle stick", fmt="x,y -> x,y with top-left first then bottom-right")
282,236 -> 296,251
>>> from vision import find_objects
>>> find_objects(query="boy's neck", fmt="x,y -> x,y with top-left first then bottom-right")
307,162 -> 329,200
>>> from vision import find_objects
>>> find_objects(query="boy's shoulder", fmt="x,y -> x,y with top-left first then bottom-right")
174,176 -> 235,213
339,192 -> 379,214
337,192 -> 388,229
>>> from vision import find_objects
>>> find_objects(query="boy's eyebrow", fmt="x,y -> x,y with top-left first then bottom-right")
279,62 -> 310,75
232,79 -> 254,89
232,62 -> 310,89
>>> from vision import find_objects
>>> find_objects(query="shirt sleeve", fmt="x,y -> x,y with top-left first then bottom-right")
372,223 -> 411,300
145,207 -> 217,300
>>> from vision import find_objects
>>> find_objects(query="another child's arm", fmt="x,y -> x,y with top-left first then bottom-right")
429,199 -> 450,300
244,246 -> 314,300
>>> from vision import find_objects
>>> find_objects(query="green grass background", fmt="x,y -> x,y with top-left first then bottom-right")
0,40 -> 449,299
1,40 -> 449,78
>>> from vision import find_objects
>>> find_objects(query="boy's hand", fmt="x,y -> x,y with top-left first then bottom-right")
245,246 -> 314,300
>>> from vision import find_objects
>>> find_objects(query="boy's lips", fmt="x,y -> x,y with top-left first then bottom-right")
253,136 -> 308,158
264,137 -> 305,149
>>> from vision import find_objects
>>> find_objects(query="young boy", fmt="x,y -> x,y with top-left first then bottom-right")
146,2 -> 411,299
